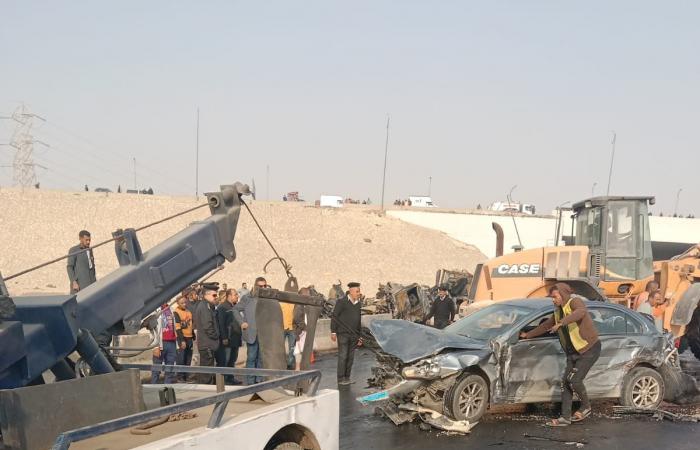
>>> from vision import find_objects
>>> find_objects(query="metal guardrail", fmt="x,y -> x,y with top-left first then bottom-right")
51,365 -> 322,450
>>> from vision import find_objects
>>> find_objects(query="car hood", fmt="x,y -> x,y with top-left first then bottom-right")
369,319 -> 488,363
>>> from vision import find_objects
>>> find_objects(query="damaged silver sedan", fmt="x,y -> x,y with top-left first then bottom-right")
363,298 -> 688,424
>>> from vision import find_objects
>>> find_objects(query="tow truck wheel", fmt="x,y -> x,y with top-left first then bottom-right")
620,367 -> 665,409
443,373 -> 488,423
272,444 -> 303,450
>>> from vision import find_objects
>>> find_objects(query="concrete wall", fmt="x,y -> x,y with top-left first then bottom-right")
387,210 -> 562,259
388,210 -> 700,259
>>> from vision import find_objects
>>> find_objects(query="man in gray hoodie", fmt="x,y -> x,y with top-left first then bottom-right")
233,276 -> 266,384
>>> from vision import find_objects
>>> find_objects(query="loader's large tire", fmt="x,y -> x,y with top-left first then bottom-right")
687,308 -> 700,360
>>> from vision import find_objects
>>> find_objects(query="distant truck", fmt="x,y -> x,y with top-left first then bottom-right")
488,201 -> 535,215
319,195 -> 343,208
408,196 -> 437,208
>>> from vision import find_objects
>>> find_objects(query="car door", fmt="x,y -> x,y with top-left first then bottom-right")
586,306 -> 646,398
503,312 -> 566,403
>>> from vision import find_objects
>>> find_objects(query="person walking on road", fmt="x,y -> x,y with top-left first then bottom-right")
280,293 -> 297,369
67,230 -> 96,294
520,282 -> 601,427
331,282 -> 363,386
151,302 -> 178,384
173,295 -> 194,382
234,277 -> 266,385
293,287 -> 313,371
193,283 -> 220,384
424,285 -> 456,329
216,288 -> 243,384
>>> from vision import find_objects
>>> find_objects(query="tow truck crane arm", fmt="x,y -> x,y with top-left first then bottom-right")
0,182 -> 250,389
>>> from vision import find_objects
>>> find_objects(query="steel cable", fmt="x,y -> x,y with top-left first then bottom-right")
4,202 -> 210,281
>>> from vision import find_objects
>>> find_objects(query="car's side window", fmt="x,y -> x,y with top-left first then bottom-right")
589,308 -> 641,335
520,314 -> 555,338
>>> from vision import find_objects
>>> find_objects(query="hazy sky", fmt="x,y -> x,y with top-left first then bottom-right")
1,1 -> 698,214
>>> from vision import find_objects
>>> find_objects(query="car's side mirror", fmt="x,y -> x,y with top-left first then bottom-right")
508,333 -> 520,345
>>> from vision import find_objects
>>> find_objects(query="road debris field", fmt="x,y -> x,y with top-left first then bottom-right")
351,298 -> 700,446
313,350 -> 700,450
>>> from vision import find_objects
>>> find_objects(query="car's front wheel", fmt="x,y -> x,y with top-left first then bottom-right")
443,373 -> 489,423
620,367 -> 665,409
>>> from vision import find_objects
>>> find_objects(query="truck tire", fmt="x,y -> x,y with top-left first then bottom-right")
620,367 -> 665,409
443,373 -> 489,423
272,444 -> 303,450
686,308 -> 700,360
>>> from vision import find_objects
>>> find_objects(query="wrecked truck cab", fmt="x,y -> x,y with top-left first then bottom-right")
365,298 -> 694,425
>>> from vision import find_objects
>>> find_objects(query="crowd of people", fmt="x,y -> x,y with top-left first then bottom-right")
66,229 -> 367,387
151,276 -> 312,386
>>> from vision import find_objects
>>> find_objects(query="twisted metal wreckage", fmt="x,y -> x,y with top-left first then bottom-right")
360,299 -> 700,434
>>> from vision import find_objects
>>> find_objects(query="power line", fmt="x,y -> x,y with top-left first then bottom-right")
0,104 -> 48,189
39,119 -> 185,194
35,125 -> 184,194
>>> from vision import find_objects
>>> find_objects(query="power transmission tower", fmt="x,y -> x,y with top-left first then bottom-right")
0,105 -> 48,189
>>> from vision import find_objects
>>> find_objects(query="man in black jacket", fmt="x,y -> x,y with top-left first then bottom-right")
424,285 -> 456,329
193,283 -> 220,384
216,289 -> 243,384
331,282 -> 363,386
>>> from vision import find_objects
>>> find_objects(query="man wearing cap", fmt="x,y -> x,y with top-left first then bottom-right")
424,285 -> 456,329
193,283 -> 220,384
331,282 -> 363,386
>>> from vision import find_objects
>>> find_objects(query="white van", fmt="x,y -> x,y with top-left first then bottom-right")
408,196 -> 436,207
319,195 -> 344,208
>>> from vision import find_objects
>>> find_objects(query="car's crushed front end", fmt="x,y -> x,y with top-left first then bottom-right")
360,319 -> 493,431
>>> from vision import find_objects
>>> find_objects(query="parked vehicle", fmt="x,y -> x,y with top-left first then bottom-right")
366,298 -> 688,423
408,196 -> 437,208
319,195 -> 343,208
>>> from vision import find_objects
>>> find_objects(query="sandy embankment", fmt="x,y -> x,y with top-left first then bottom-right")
0,188 -> 485,297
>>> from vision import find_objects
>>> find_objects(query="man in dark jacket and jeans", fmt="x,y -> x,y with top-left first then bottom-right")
520,282 -> 601,427
193,283 -> 220,384
331,282 -> 363,386
216,289 -> 242,384
424,285 -> 456,329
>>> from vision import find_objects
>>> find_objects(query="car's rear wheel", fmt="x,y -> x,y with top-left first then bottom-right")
620,367 -> 665,409
443,373 -> 488,423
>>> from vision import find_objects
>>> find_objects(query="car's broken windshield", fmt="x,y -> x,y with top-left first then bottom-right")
445,304 -> 534,341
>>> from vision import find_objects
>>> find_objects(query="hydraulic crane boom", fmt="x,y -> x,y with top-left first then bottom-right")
0,182 -> 250,389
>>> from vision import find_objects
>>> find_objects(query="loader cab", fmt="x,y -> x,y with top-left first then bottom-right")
572,197 -> 654,283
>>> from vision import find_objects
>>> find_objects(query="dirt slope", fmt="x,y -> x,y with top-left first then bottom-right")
0,188 -> 484,296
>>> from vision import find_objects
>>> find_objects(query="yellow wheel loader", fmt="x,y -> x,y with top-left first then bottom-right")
468,196 -> 700,359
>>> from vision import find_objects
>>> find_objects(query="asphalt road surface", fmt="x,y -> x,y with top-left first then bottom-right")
313,349 -> 700,450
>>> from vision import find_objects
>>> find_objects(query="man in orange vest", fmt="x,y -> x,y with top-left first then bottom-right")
173,295 -> 194,382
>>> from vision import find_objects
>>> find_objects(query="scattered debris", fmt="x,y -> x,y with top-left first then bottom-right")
524,433 -> 586,447
612,406 -> 700,422
130,412 -> 198,435
399,403 -> 475,434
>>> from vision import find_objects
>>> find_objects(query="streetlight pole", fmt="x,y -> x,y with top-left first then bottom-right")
606,131 -> 616,196
380,114 -> 390,212
674,188 -> 683,216
591,182 -> 597,197
507,185 -> 523,249
428,176 -> 432,197
195,107 -> 199,199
